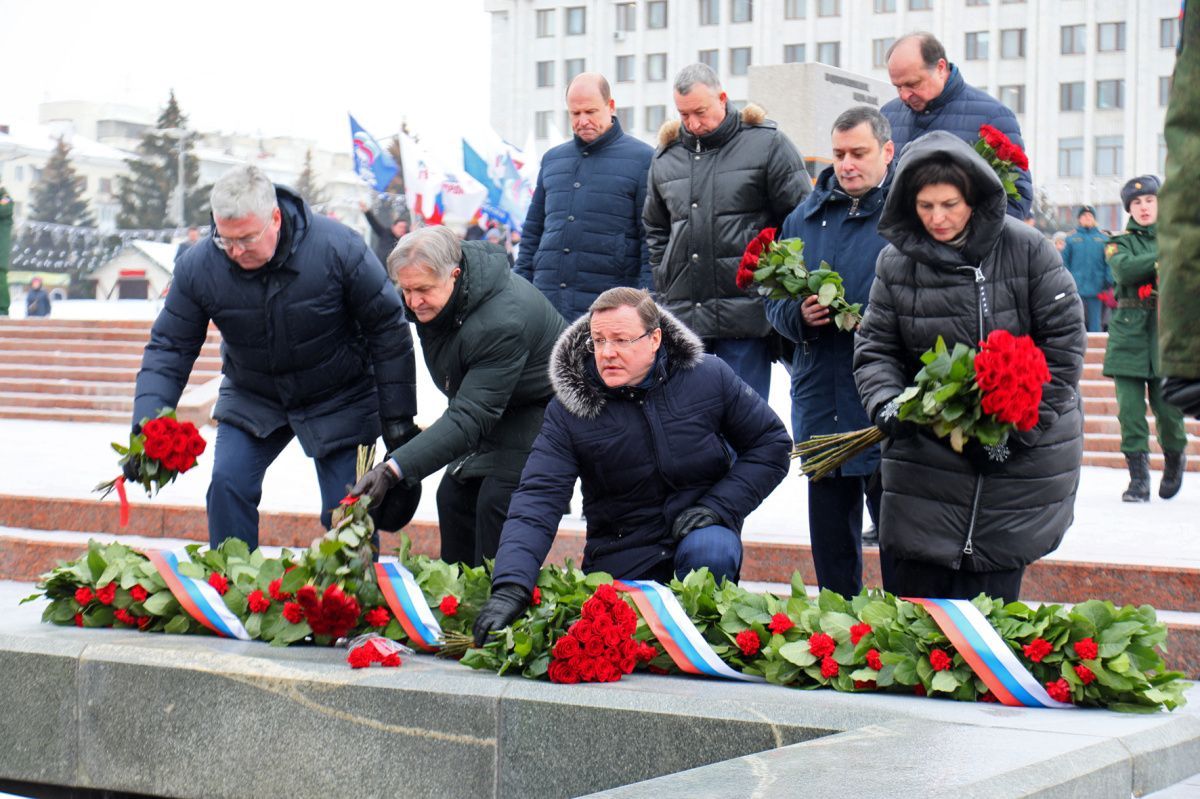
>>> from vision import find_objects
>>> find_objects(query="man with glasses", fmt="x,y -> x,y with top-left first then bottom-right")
472,287 -> 790,644
131,164 -> 417,549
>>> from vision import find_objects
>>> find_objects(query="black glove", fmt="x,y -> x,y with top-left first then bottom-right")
472,583 -> 532,646
382,417 -> 421,456
874,398 -> 918,439
671,505 -> 721,542
349,461 -> 401,509
1163,378 -> 1200,419
964,439 -> 1009,476
122,457 -> 141,482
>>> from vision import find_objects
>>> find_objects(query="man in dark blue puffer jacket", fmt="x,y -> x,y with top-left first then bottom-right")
516,73 -> 653,322
131,164 -> 417,549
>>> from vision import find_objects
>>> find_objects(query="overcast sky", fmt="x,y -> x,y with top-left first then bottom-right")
0,1 -> 492,163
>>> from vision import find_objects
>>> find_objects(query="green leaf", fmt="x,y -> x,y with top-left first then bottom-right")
143,591 -> 179,616
177,562 -> 206,580
817,282 -> 838,306
778,641 -> 817,667
584,572 -> 614,588
164,614 -> 192,634
931,670 -> 961,693
279,567 -> 310,594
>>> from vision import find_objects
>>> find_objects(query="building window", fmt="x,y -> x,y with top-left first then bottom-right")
564,58 -> 585,83
731,0 -> 753,23
999,85 -> 1024,114
874,0 -> 895,11
615,3 -> 636,31
645,105 -> 667,132
1058,137 -> 1083,178
784,43 -> 806,63
965,31 -> 989,60
1095,79 -> 1124,109
646,53 -> 668,81
617,107 -> 634,132
565,6 -> 586,35
909,0 -> 931,9
1000,28 -> 1025,59
1061,24 -> 1085,55
1097,22 -> 1125,52
535,110 -> 555,139
1160,75 -> 1173,106
1161,16 -> 1181,48
817,0 -> 839,15
785,0 -> 806,18
536,8 -> 555,37
817,41 -> 840,67
1159,134 -> 1169,174
1059,81 -> 1084,111
647,1 -> 668,29
1094,136 -> 1123,176
699,48 -> 719,70
616,55 -> 635,83
98,177 -> 113,195
872,38 -> 895,68
536,61 -> 554,88
730,46 -> 752,75
699,0 -> 719,24
965,0 -> 988,5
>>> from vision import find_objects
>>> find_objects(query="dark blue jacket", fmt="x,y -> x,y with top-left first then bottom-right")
515,118 -> 653,321
491,310 -> 790,588
1061,225 -> 1111,297
882,64 -> 1032,220
133,185 -> 416,458
764,165 -> 892,477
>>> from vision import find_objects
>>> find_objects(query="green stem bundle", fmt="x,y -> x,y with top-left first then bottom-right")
791,427 -> 887,481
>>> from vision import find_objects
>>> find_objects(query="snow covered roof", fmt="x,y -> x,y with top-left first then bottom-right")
0,126 -> 134,164
126,240 -> 178,272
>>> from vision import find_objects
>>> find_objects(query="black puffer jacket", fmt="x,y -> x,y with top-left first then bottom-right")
643,103 -> 809,339
134,185 -> 416,458
853,131 -> 1086,571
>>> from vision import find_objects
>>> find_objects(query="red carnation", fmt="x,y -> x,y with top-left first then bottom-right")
854,680 -> 876,690
532,587 -> 542,605
808,632 -> 836,658
768,613 -> 795,635
820,656 -> 839,679
247,589 -> 270,614
381,653 -> 401,667
74,586 -> 94,605
95,582 -> 116,606
347,647 -> 374,669
979,691 -> 999,703
137,615 -> 151,630
207,573 -> 229,596
74,613 -> 84,627
268,577 -> 291,602
129,585 -> 149,603
282,602 -> 304,624
736,629 -> 761,657
850,622 -> 872,645
1137,283 -> 1154,301
929,648 -> 952,672
365,607 -> 390,628
1073,637 -> 1098,661
114,608 -> 137,626
635,642 -> 657,663
914,684 -> 927,697
1022,637 -> 1053,663
1045,678 -> 1072,703
866,648 -> 883,671
1074,664 -> 1096,685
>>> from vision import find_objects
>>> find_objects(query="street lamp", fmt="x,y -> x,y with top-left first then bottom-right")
160,128 -> 192,228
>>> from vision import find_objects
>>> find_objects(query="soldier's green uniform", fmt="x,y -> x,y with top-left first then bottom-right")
0,186 -> 12,316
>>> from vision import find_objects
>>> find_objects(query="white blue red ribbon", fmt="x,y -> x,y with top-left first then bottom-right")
908,597 -> 1073,709
374,559 -> 443,652
615,579 -> 763,682
147,549 -> 250,641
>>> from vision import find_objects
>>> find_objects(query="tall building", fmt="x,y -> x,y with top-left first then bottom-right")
485,0 -> 1179,229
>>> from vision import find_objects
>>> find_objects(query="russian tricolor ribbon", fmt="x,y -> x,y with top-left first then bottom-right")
374,559 -> 443,652
615,579 -> 763,682
114,476 -> 130,528
908,597 -> 1073,709
146,549 -> 250,641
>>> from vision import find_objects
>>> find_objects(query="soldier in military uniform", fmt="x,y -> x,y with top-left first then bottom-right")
1103,176 -> 1188,502
1061,205 -> 1111,332
0,185 -> 12,317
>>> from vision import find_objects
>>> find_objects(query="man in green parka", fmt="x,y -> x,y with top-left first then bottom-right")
0,185 -> 13,316
1103,175 -> 1188,502
349,225 -> 567,566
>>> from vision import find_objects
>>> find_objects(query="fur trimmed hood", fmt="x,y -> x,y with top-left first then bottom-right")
656,102 -> 767,149
550,308 -> 704,419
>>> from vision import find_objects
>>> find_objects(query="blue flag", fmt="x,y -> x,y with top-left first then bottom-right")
350,114 -> 399,191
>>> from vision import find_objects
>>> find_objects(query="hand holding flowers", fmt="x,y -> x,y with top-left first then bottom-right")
736,228 -> 863,332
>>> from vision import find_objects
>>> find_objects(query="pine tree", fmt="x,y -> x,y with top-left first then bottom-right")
115,91 -> 210,229
293,149 -> 327,206
28,137 -> 94,226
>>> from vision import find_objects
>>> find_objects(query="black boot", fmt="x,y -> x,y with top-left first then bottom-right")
1122,452 -> 1151,502
1159,451 -> 1187,500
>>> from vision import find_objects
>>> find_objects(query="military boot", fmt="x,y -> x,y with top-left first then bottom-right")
1122,452 -> 1151,502
1159,451 -> 1187,500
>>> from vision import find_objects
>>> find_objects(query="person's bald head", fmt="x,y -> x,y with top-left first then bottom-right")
886,32 -> 949,113
566,73 -> 616,142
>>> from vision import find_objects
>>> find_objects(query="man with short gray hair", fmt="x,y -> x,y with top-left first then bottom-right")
132,164 -> 417,549
644,62 -> 809,400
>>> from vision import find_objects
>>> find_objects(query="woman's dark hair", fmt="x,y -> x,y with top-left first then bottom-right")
903,158 -> 978,215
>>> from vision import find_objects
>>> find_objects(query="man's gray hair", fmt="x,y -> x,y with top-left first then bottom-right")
674,63 -> 723,96
387,225 -> 462,281
209,164 -> 278,221
832,106 -> 892,148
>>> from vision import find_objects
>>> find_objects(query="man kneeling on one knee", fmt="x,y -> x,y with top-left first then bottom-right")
473,287 -> 791,644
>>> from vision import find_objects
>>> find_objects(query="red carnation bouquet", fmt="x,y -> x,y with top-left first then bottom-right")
975,124 -> 1029,202
95,409 -> 207,525
547,583 -> 656,684
794,329 -> 1051,479
736,227 -> 863,331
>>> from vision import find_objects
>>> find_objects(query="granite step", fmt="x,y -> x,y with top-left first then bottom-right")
1084,416 -> 1200,436
0,351 -> 222,370
1083,432 -> 1200,456
0,364 -> 220,383
1081,451 -> 1200,471
0,337 -> 221,358
0,406 -> 132,424
0,376 -> 214,395
0,391 -> 134,412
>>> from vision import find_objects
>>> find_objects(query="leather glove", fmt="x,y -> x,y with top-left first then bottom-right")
1163,377 -> 1200,419
874,397 -> 918,440
671,505 -> 721,542
349,461 -> 401,510
472,583 -> 532,646
382,417 -> 421,456
122,457 -> 141,482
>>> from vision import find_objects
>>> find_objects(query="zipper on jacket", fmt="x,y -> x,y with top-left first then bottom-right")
956,265 -> 987,341
848,197 -> 860,216
962,475 -> 983,558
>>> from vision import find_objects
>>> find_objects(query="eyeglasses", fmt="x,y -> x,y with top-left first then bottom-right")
585,330 -> 656,352
213,217 -> 273,251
